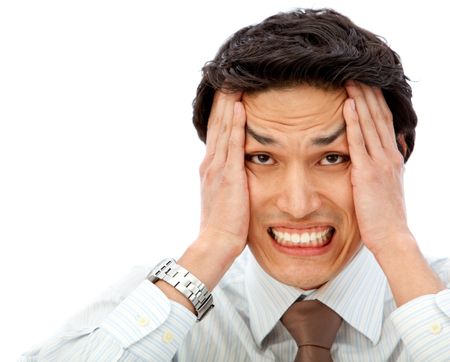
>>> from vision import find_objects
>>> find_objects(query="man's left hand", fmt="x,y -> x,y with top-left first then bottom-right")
343,81 -> 411,256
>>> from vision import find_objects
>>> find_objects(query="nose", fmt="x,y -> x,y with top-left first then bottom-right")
276,165 -> 322,219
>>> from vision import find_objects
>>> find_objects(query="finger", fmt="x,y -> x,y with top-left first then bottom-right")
226,102 -> 246,170
205,91 -> 227,157
343,98 -> 370,165
346,81 -> 383,157
359,84 -> 396,150
373,87 -> 397,148
213,95 -> 242,166
204,92 -> 225,160
205,91 -> 242,159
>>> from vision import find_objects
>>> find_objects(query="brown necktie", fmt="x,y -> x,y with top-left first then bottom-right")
281,299 -> 342,362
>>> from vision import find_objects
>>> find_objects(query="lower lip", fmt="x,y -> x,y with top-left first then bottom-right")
270,232 -> 335,257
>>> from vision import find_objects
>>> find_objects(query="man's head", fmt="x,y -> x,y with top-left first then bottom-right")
192,9 -> 417,289
193,8 -> 416,160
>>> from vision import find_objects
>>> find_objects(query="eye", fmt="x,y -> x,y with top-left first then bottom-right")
245,153 -> 275,165
319,153 -> 350,166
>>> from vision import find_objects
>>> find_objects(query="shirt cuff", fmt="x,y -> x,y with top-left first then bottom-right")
100,280 -> 196,348
390,289 -> 450,361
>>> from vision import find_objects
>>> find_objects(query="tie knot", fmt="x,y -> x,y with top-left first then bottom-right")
281,300 -> 342,350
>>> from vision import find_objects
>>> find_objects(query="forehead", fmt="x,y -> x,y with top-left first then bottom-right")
242,85 -> 347,133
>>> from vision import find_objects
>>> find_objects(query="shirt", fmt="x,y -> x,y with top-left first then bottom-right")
20,246 -> 450,361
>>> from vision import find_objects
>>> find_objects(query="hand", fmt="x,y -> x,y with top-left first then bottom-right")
163,91 -> 249,298
343,81 -> 411,255
343,81 -> 446,305
197,90 -> 250,256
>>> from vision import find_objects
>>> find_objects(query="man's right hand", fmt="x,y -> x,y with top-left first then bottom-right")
197,90 -> 249,257
157,91 -> 249,311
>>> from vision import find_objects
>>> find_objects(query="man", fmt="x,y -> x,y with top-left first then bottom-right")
21,8 -> 450,361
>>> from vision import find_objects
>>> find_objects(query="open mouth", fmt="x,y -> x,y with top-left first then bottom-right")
268,226 -> 335,248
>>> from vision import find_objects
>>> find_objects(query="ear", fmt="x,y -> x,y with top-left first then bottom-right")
396,134 -> 408,158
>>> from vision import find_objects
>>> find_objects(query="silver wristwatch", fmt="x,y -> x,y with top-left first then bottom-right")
147,258 -> 214,321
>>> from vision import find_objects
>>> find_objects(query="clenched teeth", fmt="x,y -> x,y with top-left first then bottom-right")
269,227 -> 334,247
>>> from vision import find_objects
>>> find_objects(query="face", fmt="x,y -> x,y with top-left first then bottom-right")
243,85 -> 361,290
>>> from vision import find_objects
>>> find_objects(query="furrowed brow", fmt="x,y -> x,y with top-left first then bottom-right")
311,124 -> 346,146
246,125 -> 279,146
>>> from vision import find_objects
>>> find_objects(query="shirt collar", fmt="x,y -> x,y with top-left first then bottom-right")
245,246 -> 387,347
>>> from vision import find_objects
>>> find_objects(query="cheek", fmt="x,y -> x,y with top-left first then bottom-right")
316,170 -> 355,213
246,170 -> 266,210
334,174 -> 354,209
341,171 -> 355,211
246,169 -> 278,223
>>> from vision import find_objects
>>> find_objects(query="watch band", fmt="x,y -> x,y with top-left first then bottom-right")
147,258 -> 214,321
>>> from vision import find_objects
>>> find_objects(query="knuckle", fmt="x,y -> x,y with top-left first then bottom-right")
352,94 -> 365,107
228,135 -> 240,148
200,162 -> 219,181
350,138 -> 365,149
199,163 -> 207,177
380,163 -> 392,174
381,108 -> 394,122
201,168 -> 215,184
391,152 -> 405,167
199,155 -> 213,176
207,115 -> 220,130
371,109 -> 383,122
221,120 -> 231,134
383,109 -> 394,123
220,175 -> 235,189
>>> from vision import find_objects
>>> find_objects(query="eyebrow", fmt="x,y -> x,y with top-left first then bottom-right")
311,123 -> 346,146
246,123 -> 346,147
246,125 -> 279,146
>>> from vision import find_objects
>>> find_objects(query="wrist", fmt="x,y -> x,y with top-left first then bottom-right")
152,232 -> 242,319
155,279 -> 196,315
149,259 -> 214,320
368,230 -> 417,260
178,232 -> 243,291
370,232 -> 445,306
197,229 -> 245,258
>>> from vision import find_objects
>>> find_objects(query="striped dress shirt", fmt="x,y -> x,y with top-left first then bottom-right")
20,246 -> 450,361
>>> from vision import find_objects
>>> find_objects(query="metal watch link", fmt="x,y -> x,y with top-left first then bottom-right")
147,258 -> 214,321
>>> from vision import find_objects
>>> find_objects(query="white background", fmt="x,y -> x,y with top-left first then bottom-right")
1,0 -> 449,360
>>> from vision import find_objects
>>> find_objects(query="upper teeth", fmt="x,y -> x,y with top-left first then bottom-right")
271,227 -> 333,247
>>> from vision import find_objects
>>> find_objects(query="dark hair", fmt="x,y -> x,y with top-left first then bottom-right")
192,8 -> 417,161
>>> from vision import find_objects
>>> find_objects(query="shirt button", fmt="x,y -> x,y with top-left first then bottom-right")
136,315 -> 150,327
162,330 -> 174,343
429,322 -> 442,335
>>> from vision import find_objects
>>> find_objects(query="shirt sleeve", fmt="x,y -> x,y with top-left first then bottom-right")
19,278 -> 197,362
390,288 -> 450,362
